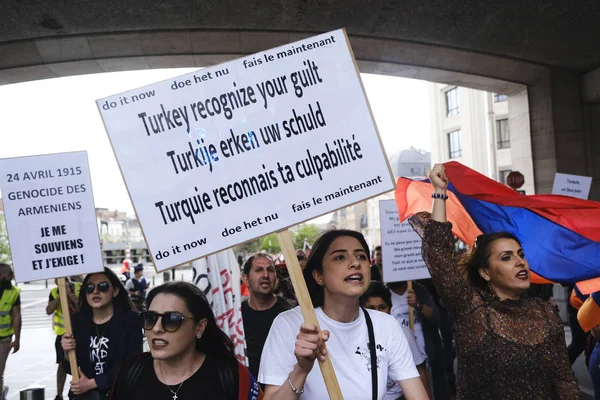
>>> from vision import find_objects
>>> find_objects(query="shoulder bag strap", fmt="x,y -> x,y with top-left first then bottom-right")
121,353 -> 152,398
216,356 -> 238,400
362,308 -> 378,400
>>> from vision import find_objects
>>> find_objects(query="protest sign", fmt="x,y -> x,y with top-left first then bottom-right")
0,151 -> 103,283
192,249 -> 247,365
552,173 -> 592,200
379,199 -> 430,282
98,29 -> 394,398
96,28 -> 395,272
0,151 -> 102,380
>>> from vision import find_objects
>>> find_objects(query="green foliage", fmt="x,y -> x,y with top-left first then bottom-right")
254,224 -> 320,256
259,233 -> 281,254
234,238 -> 261,256
0,215 -> 12,264
293,224 -> 320,250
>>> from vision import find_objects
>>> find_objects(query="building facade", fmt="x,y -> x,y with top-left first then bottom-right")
428,87 -> 573,321
330,147 -> 431,248
96,208 -> 149,266
428,84 -> 535,195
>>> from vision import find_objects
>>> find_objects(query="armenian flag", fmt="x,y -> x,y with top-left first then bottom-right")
395,161 -> 600,288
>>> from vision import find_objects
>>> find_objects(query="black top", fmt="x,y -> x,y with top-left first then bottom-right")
64,306 -> 143,396
527,283 -> 555,301
370,265 -> 382,281
241,296 -> 292,378
90,321 -> 110,376
111,354 -> 227,400
410,212 -> 580,399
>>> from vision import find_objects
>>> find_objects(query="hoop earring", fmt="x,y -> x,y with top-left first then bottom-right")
196,333 -> 202,339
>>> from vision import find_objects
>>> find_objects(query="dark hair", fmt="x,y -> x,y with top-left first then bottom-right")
303,229 -> 370,308
360,281 -> 391,308
460,232 -> 522,290
145,281 -> 236,359
374,246 -> 382,253
79,267 -> 133,313
242,253 -> 273,275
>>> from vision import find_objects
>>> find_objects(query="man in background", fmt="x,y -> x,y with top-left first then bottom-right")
125,264 -> 149,311
241,254 -> 292,379
371,245 -> 383,281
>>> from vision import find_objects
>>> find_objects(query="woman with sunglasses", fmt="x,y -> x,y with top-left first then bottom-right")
407,164 -> 580,399
259,229 -> 428,399
110,281 -> 262,400
61,267 -> 142,399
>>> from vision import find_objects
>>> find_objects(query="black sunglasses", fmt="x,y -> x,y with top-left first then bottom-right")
297,255 -> 306,261
85,282 -> 111,294
140,311 -> 195,332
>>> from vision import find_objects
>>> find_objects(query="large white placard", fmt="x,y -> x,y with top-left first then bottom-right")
0,151 -> 103,283
379,199 -> 430,282
551,172 -> 592,200
97,29 -> 395,271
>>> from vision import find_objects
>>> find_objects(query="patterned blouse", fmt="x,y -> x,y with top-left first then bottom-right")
410,212 -> 581,400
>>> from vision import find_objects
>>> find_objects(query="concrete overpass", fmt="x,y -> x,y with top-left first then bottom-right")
1,1 -> 600,198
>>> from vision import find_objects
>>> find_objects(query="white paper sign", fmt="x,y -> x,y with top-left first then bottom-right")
379,199 -> 430,282
97,29 -> 395,271
0,151 -> 103,283
551,173 -> 592,200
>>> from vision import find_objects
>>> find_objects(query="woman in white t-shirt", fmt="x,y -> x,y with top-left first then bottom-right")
258,229 -> 428,400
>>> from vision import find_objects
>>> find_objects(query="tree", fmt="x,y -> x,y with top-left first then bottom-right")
234,238 -> 261,256
259,233 -> 282,254
293,224 -> 320,250
0,214 -> 12,264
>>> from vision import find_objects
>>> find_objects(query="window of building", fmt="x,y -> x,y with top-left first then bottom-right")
498,169 -> 512,185
360,215 -> 368,229
447,130 -> 462,158
410,167 -> 422,176
445,88 -> 459,117
496,118 -> 510,149
493,93 -> 508,102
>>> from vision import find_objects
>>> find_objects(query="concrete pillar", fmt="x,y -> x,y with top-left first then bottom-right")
550,70 -> 587,176
582,104 -> 600,199
582,67 -> 600,200
527,69 -> 593,198
527,73 -> 557,194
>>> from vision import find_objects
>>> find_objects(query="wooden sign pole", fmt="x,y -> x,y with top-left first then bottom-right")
57,277 -> 80,381
276,229 -> 343,400
407,280 -> 415,333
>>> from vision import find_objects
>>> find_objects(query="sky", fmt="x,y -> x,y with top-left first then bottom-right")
0,69 -> 430,216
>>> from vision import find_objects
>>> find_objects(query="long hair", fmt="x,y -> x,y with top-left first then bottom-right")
459,232 -> 523,290
145,281 -> 236,359
303,229 -> 370,308
79,267 -> 133,313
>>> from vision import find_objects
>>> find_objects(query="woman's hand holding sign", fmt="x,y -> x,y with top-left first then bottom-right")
295,323 -> 330,372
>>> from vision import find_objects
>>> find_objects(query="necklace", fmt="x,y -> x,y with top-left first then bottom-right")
95,318 -> 111,341
165,381 -> 185,400
157,354 -> 203,399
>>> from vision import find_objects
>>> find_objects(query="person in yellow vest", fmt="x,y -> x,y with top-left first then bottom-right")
0,263 -> 21,400
46,277 -> 81,400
